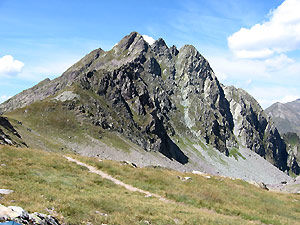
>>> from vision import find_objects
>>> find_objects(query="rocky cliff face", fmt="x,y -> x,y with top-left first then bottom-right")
224,86 -> 288,171
0,32 -> 297,174
283,132 -> 300,175
0,117 -> 26,147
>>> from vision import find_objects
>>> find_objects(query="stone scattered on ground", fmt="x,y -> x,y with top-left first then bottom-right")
267,175 -> 300,193
0,204 -> 60,225
246,181 -> 269,190
121,161 -> 137,168
192,171 -> 211,178
95,211 -> 108,217
258,182 -> 269,190
0,189 -> 14,195
177,176 -> 192,181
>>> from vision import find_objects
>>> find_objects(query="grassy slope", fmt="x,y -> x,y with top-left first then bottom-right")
1,146 -> 258,225
0,146 -> 299,225
76,155 -> 300,225
5,96 -> 134,153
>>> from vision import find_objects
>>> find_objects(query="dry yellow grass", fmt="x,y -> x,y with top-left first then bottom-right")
76,154 -> 300,225
0,146 -> 264,225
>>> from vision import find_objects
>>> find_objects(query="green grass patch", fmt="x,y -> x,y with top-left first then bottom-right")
198,139 -> 208,150
229,147 -> 246,160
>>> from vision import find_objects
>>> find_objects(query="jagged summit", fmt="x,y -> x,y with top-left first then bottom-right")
115,32 -> 149,53
0,31 -> 298,178
152,38 -> 169,54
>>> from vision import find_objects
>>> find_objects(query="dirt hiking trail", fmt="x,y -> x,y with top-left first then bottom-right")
64,156 -> 264,224
64,156 -> 171,203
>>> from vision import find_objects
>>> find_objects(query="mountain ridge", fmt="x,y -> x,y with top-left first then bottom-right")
265,99 -> 300,136
0,31 -> 298,178
265,99 -> 300,175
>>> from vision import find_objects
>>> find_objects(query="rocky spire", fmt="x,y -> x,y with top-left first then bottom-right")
115,31 -> 149,53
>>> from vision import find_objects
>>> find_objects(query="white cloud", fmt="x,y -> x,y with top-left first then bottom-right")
280,95 -> 300,103
207,53 -> 300,108
221,0 -> 300,107
209,53 -> 300,83
234,49 -> 274,59
228,0 -> 300,59
208,55 -> 270,80
264,54 -> 294,71
0,95 -> 12,103
15,53 -> 82,81
142,34 -> 156,45
0,55 -> 24,77
248,86 -> 300,109
246,79 -> 252,85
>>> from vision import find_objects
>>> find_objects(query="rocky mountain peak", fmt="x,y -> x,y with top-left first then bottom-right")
170,45 -> 179,56
152,38 -> 168,53
179,45 -> 201,57
175,44 -> 215,84
0,31 -> 298,175
153,38 -> 167,47
114,31 -> 149,54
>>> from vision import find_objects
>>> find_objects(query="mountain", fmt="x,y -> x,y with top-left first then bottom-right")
265,99 -> 300,136
265,99 -> 300,175
0,32 -> 298,181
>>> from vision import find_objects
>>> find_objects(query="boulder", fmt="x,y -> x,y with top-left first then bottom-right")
0,204 -> 60,225
0,189 -> 13,195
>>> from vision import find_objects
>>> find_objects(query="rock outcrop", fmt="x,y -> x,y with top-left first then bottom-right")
283,132 -> 300,175
0,117 -> 26,147
0,32 -> 297,174
0,204 -> 60,225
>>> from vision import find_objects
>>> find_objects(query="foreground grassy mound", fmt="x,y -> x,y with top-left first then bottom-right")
0,146 -> 299,224
75,156 -> 300,225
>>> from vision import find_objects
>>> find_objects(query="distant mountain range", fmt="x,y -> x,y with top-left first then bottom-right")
265,99 -> 300,136
265,99 -> 300,175
0,32 -> 298,181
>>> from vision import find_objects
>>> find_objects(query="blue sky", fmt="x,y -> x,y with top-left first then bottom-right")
1,0 -> 299,108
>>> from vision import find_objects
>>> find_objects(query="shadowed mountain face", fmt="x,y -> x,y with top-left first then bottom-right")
0,32 -> 297,174
224,86 -> 289,171
282,132 -> 300,175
